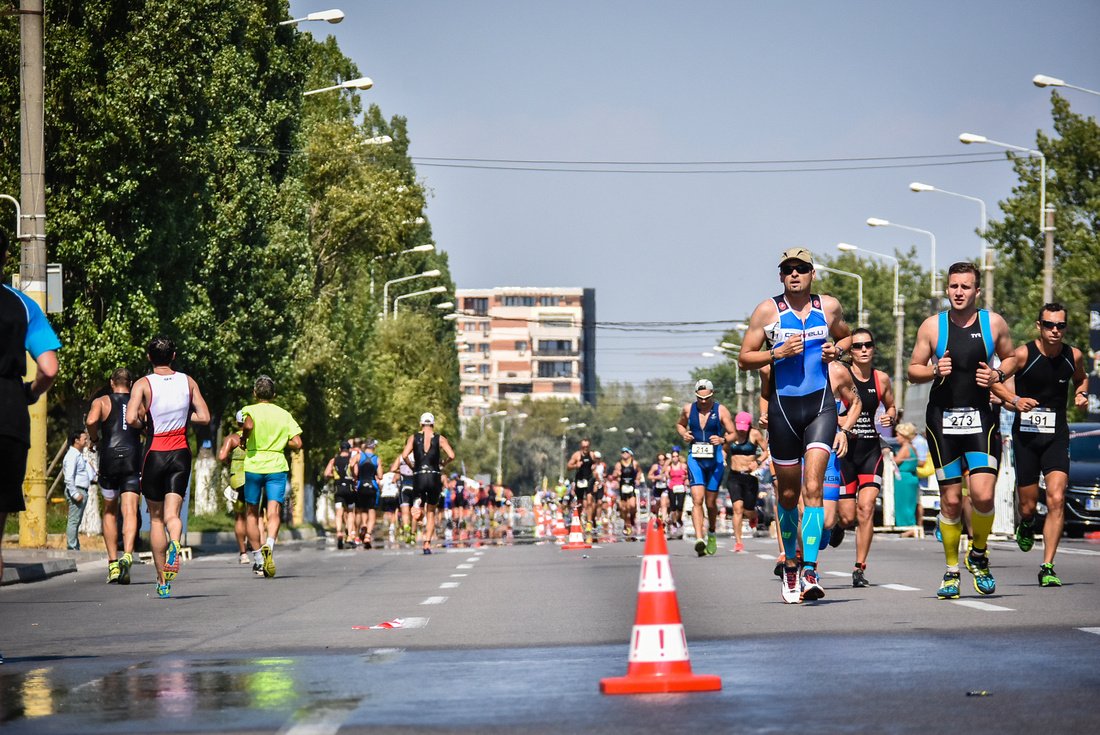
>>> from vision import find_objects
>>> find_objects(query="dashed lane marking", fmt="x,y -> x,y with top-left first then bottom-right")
456,564 -> 474,569
879,583 -> 921,591
1078,628 -> 1100,636
824,571 -> 849,577
951,600 -> 1014,611
450,573 -> 467,577
420,596 -> 448,605
440,582 -> 459,589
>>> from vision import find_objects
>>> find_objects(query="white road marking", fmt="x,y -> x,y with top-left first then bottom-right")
1079,628 -> 1100,636
824,571 -> 849,577
456,564 -> 474,569
951,600 -> 1014,611
450,573 -> 467,577
879,584 -> 921,591
399,617 -> 429,629
440,582 -> 459,589
756,554 -> 776,560
420,596 -> 448,605
465,557 -> 480,562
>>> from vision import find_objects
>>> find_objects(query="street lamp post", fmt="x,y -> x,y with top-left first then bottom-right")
910,182 -> 991,309
383,269 -> 441,319
960,133 -> 1052,303
714,343 -> 746,412
838,243 -> 906,408
1033,74 -> 1100,97
496,413 -> 528,485
393,285 -> 447,319
867,218 -> 936,298
813,263 -> 867,327
304,77 -> 373,96
371,244 -> 434,298
559,422 -> 587,484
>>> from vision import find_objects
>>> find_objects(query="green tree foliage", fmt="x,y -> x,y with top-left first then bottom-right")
985,93 -> 1100,347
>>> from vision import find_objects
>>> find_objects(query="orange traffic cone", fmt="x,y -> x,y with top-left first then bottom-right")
600,517 -> 721,694
562,509 -> 592,550
552,508 -> 568,538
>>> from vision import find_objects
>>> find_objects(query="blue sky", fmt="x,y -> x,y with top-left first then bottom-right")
289,0 -> 1100,387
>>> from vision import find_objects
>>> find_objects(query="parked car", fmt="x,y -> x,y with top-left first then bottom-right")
1063,423 -> 1100,537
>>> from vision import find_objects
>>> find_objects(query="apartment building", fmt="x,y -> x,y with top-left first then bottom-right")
455,287 -> 595,417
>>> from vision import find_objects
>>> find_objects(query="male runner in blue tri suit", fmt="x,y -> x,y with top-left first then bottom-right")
740,247 -> 851,604
677,378 -> 737,557
909,261 -> 1015,599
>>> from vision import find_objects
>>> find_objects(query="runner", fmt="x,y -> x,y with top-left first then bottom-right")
86,368 -> 143,583
566,439 -> 598,537
323,441 -> 356,549
609,448 -> 643,538
725,411 -> 769,552
400,413 -> 455,554
391,454 -> 416,543
677,378 -> 736,557
821,361 -> 861,559
216,412 -> 251,563
666,447 -> 689,539
239,375 -> 303,579
845,328 -> 897,587
738,247 -> 851,603
648,452 -> 670,526
353,438 -> 382,549
908,261 -> 1016,599
128,335 -> 211,598
1001,303 -> 1088,587
378,469 -> 402,542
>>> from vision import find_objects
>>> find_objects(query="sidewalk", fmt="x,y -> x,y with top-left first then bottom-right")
1,526 -> 322,586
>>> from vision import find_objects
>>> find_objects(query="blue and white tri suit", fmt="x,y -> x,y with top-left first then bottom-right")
686,402 -> 726,492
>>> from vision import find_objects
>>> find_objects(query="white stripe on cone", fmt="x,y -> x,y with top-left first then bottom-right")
638,554 -> 675,593
627,623 -> 691,663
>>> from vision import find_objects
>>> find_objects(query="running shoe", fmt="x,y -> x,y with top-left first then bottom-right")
422,544 -> 433,555
107,561 -> 120,584
937,571 -> 961,599
1015,520 -> 1035,552
829,524 -> 845,548
337,535 -> 344,550
964,540 -> 977,574
252,562 -> 264,577
164,540 -> 180,581
734,541 -> 744,552
773,553 -> 786,578
157,582 -> 171,599
118,553 -> 132,585
852,567 -> 869,588
623,525 -> 633,537
968,551 -> 995,595
800,566 -> 825,601
239,553 -> 251,564
706,533 -> 717,556
260,544 -> 275,578
695,538 -> 707,557
781,564 -> 801,604
1038,563 -> 1061,587
363,538 -> 373,550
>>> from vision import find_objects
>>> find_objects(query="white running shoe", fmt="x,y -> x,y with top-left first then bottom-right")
781,564 -> 802,604
800,566 -> 825,601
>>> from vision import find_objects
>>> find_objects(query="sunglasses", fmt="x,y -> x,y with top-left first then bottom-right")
695,392 -> 713,401
1039,320 -> 1067,330
851,341 -> 875,350
779,263 -> 813,276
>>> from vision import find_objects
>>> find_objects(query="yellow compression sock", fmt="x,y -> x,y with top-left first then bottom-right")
971,507 -> 995,553
940,514 -> 962,569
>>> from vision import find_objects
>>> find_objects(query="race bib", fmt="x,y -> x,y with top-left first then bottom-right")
1020,407 -> 1056,434
691,442 -> 715,459
671,484 -> 686,494
620,484 -> 635,495
943,408 -> 980,435
576,479 -> 589,489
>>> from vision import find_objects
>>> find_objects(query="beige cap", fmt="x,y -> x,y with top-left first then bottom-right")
779,247 -> 814,265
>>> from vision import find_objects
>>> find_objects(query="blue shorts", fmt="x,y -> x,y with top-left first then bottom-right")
687,458 -> 724,493
243,471 -> 288,506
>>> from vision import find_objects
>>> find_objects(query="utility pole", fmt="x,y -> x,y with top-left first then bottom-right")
19,0 -> 49,547
1044,205 -> 1055,304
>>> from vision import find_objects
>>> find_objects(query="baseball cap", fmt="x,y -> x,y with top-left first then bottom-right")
340,440 -> 351,451
779,247 -> 814,265
621,447 -> 633,455
672,445 -> 681,453
365,437 -> 377,448
735,411 -> 752,430
420,412 -> 435,425
694,378 -> 714,395
234,410 -> 245,425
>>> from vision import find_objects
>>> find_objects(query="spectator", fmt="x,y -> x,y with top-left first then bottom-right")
63,430 -> 94,550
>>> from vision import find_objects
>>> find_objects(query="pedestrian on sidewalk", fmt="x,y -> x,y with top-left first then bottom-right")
63,430 -> 95,550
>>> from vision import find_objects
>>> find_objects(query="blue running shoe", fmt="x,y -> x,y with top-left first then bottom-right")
164,540 -> 180,581
969,551 -> 996,595
937,571 -> 961,599
157,582 -> 171,599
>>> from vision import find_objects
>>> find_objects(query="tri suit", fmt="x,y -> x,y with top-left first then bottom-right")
686,402 -> 725,492
139,372 -> 194,503
619,461 -> 638,500
1011,341 -> 1076,485
764,294 -> 838,464
411,432 -> 444,506
96,393 -> 142,500
357,451 -> 380,511
926,310 -> 1001,483
846,367 -> 885,490
573,452 -> 595,500
332,454 -> 356,508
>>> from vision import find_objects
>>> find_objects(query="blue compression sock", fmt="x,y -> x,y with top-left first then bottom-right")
802,506 -> 825,566
819,527 -> 831,551
778,505 -> 799,562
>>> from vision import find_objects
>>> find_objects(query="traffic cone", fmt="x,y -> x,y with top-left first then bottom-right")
534,507 -> 546,538
600,517 -> 722,694
562,509 -> 592,550
552,508 -> 568,538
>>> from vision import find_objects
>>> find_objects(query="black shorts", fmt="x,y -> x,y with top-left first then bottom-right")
668,486 -> 687,513
847,437 -> 884,489
413,472 -> 443,507
768,388 -> 838,465
573,479 -> 593,501
1012,429 -> 1070,487
99,472 -> 140,500
453,492 -> 468,508
652,483 -> 668,500
356,483 -> 378,510
334,480 -> 356,508
378,495 -> 399,514
726,471 -> 759,511
140,448 -> 192,502
926,405 -> 1001,483
400,481 -> 415,506
0,435 -> 28,513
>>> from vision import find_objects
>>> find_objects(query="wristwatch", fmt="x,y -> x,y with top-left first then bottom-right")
994,368 -> 1006,384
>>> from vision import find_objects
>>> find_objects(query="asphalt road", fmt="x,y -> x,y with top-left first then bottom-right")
2,528 -> 1100,733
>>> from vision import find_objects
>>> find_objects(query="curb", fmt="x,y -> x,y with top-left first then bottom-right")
1,557 -> 78,586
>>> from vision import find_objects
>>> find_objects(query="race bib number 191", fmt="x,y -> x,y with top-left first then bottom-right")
1020,407 -> 1055,434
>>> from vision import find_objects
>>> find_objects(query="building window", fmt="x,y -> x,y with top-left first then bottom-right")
479,386 -> 490,397
465,343 -> 476,352
478,343 -> 490,354
538,339 -> 572,355
464,297 -> 488,315
553,382 -> 572,393
538,361 -> 573,378
503,295 -> 536,307
539,296 -> 559,307
463,407 -> 476,416
515,341 -> 527,353
500,383 -> 533,396
540,317 -> 573,328
478,364 -> 491,376
464,386 -> 476,395
463,364 -> 476,374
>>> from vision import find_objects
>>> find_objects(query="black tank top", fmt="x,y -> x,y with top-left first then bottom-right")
99,393 -> 142,476
1013,341 -> 1076,433
413,432 -> 441,473
851,370 -> 882,440
929,314 -> 993,411
333,454 -> 352,488
727,431 -> 756,456
620,461 -> 638,486
575,452 -> 593,482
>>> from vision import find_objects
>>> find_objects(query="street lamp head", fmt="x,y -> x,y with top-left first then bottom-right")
342,77 -> 373,91
435,302 -> 454,310
837,243 -> 858,252
442,313 -> 459,320
959,133 -> 987,144
516,413 -> 528,419
661,396 -> 674,403
560,417 -> 570,423
492,410 -> 508,417
1032,74 -> 1065,88
866,218 -> 889,227
361,136 -> 392,146
421,269 -> 442,278
701,352 -> 716,358
309,9 -> 345,23
720,342 -> 739,350
425,286 -> 448,294
909,182 -> 934,192
409,244 -> 434,253
606,427 -> 618,432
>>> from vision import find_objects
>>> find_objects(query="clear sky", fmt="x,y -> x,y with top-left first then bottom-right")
289,0 -> 1100,388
